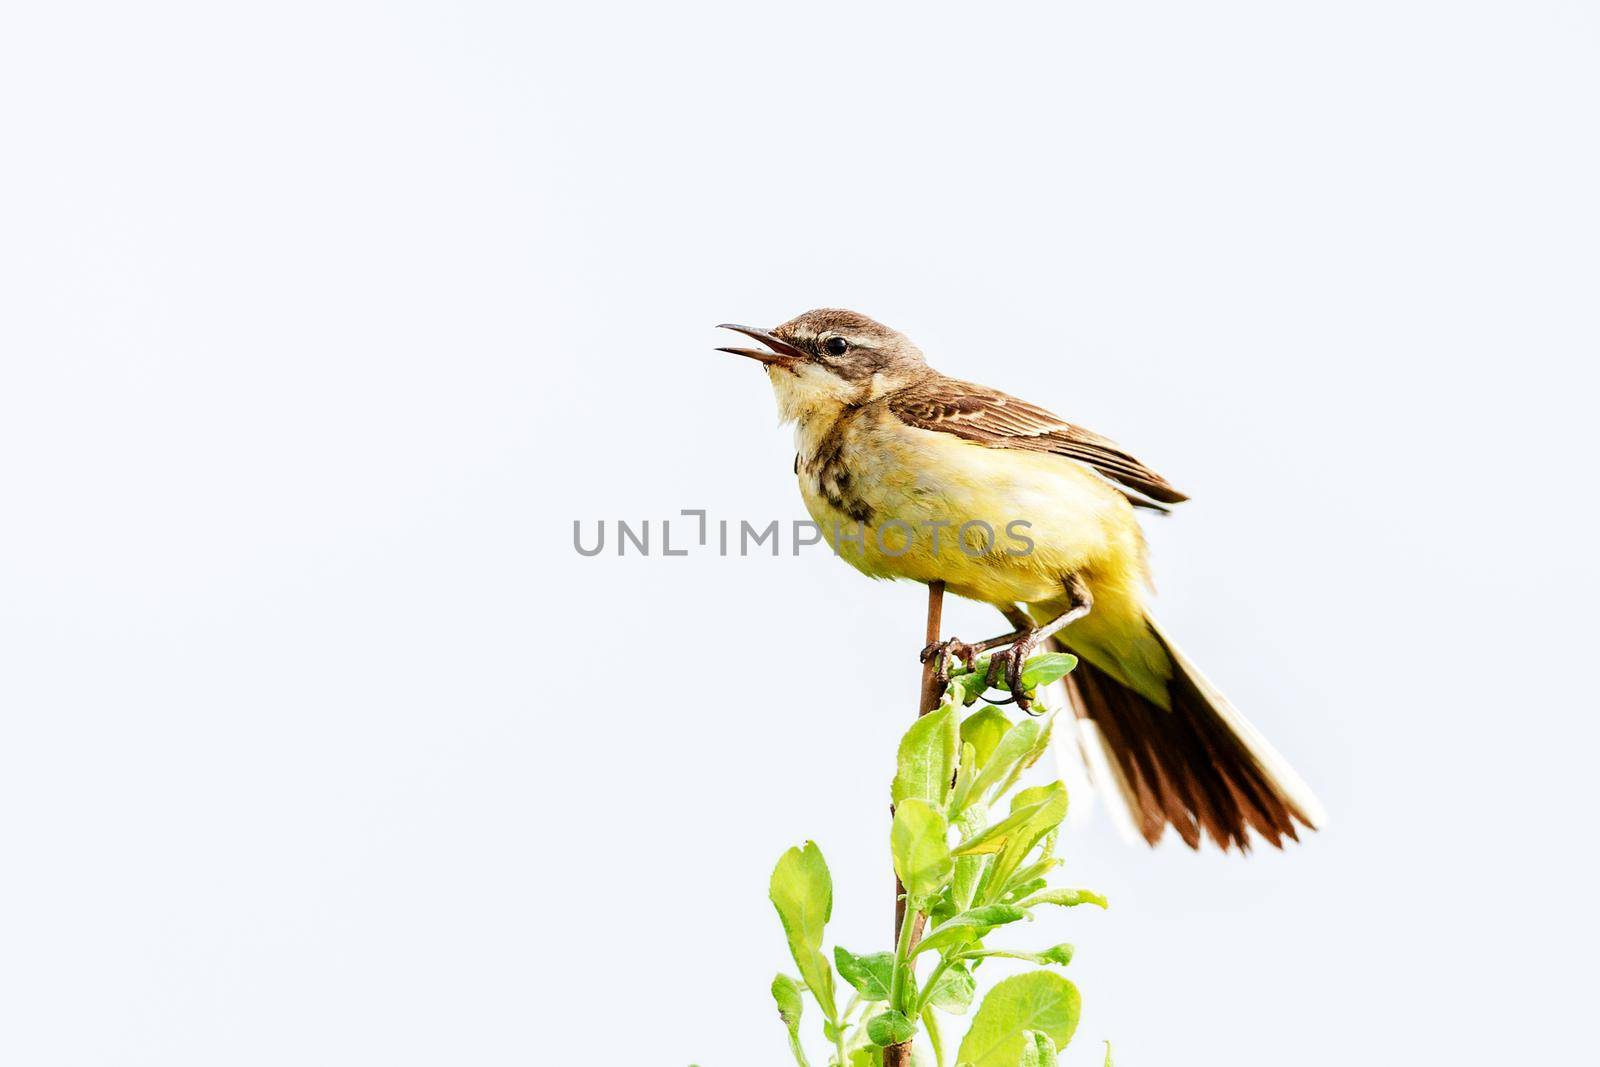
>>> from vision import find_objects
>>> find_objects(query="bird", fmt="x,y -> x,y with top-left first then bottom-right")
716,308 -> 1324,851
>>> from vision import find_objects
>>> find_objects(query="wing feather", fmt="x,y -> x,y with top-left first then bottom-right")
888,378 -> 1188,506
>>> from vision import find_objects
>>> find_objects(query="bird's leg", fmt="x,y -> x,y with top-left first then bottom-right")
983,577 -> 1093,710
920,630 -> 1026,686
976,604 -> 1036,694
919,636 -> 967,688
921,604 -> 1045,689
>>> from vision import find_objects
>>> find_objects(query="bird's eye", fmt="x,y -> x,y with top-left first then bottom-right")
823,336 -> 850,357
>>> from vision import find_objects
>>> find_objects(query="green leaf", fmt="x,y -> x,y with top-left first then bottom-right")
1037,825 -> 1061,863
835,947 -> 895,1002
958,944 -> 1075,968
1006,857 -> 1062,890
770,842 -> 838,1022
1020,888 -> 1108,910
952,800 -> 1047,856
958,903 -> 1031,926
914,923 -> 983,958
927,961 -> 976,1015
1010,784 -> 1068,837
921,1006 -> 946,1067
947,663 -> 993,706
892,799 -> 953,908
956,972 -> 1081,1067
960,706 -> 1011,769
969,720 -> 1042,803
986,783 -> 1068,899
893,704 -> 960,808
1039,944 -> 1076,966
1019,653 -> 1077,690
1005,878 -> 1048,902
772,973 -> 804,1025
990,716 -> 1055,800
1011,713 -> 1049,796
1018,1030 -> 1059,1067
915,903 -> 1030,956
950,806 -> 987,911
867,1009 -> 915,1047
771,974 -> 810,1066
770,842 -> 832,952
948,742 -> 978,818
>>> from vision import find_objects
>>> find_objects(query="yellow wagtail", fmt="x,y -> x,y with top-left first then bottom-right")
717,308 -> 1323,851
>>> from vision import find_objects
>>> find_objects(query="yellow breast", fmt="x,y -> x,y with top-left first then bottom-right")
795,408 -> 1151,610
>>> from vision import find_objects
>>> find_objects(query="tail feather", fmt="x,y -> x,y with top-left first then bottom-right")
1053,621 -> 1323,852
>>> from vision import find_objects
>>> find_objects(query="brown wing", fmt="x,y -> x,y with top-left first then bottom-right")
888,377 -> 1188,508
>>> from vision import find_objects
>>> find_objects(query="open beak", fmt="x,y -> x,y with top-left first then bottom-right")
715,324 -> 807,367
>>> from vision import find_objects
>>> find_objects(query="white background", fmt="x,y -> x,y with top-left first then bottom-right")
2,2 -> 1595,1064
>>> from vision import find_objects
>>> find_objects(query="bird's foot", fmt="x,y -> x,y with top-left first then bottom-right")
920,637 -> 978,685
983,634 -> 1040,710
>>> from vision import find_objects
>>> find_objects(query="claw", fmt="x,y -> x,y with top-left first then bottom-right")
921,637 -> 977,689
925,625 -> 1050,710
920,637 -> 975,667
985,636 -> 1039,711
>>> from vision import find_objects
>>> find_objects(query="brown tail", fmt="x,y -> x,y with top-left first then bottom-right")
1054,626 -> 1323,852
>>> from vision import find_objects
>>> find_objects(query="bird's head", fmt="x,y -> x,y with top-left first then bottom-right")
717,308 -> 929,424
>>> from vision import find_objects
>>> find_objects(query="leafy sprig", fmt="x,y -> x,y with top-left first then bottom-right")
765,654 -> 1108,1066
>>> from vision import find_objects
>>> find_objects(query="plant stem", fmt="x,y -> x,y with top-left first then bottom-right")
914,953 -> 956,1016
886,581 -> 945,1067
917,579 -> 947,713
888,897 -> 920,1011
883,900 -> 922,1067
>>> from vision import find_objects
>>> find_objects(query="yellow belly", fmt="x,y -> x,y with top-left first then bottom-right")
798,421 -> 1150,610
